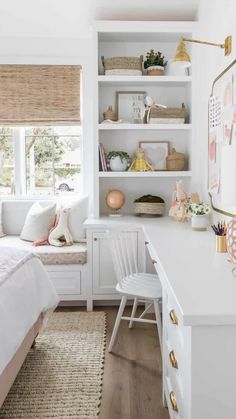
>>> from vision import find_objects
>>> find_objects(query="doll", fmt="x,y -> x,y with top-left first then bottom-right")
129,148 -> 153,172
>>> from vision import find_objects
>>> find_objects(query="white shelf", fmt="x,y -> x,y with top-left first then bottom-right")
98,123 -> 192,131
98,75 -> 192,86
99,171 -> 192,178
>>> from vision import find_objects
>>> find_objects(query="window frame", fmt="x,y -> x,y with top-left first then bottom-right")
0,126 -> 83,200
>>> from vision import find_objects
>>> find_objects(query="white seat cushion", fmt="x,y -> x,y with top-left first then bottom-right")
0,236 -> 87,265
116,273 -> 162,299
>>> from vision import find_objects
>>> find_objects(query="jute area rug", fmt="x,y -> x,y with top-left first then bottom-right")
0,311 -> 106,419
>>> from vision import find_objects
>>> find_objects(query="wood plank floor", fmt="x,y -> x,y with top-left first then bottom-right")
59,306 -> 169,419
99,306 -> 169,419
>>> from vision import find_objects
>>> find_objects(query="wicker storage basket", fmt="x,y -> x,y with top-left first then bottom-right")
134,202 -> 165,216
101,55 -> 143,72
166,148 -> 185,171
148,103 -> 187,124
103,106 -> 117,121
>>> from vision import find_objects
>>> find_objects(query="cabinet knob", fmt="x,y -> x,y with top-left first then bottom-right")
169,391 -> 178,412
152,259 -> 157,265
169,350 -> 178,369
145,240 -> 149,245
94,237 -> 98,241
169,309 -> 178,325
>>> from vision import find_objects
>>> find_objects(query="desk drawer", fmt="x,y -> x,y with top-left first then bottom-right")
48,270 -> 81,295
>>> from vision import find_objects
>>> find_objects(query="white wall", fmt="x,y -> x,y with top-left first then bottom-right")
195,0 -> 236,201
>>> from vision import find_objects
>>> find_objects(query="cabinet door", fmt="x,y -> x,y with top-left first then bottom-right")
92,231 -> 138,295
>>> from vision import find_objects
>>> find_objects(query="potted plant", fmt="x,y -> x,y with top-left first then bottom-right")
144,49 -> 168,76
185,203 -> 211,231
107,151 -> 130,172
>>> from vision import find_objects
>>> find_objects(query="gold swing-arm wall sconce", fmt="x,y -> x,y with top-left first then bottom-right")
174,35 -> 232,63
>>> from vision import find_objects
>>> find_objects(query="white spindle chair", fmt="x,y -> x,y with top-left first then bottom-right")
108,229 -> 162,354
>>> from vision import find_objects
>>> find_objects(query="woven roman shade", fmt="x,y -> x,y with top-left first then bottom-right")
0,65 -> 81,125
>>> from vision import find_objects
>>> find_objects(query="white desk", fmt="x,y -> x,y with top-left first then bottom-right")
85,216 -> 236,419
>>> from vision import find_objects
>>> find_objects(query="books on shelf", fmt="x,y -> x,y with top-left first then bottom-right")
99,143 -> 108,171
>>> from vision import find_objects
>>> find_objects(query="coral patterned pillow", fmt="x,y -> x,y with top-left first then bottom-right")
226,218 -> 236,268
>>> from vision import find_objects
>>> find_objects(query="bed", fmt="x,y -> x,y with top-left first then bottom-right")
0,246 -> 59,408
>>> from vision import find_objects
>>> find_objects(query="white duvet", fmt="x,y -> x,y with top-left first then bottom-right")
0,247 -> 59,375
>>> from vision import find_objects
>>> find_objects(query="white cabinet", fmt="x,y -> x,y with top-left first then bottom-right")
92,230 -> 138,295
92,231 -> 118,295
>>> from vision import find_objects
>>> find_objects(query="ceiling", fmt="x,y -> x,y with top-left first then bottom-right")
0,0 -> 199,39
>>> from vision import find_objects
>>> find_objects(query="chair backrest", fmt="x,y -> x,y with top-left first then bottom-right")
108,229 -> 138,287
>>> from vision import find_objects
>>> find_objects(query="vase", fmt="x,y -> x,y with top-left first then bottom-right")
109,156 -> 128,172
146,65 -> 165,76
191,214 -> 208,231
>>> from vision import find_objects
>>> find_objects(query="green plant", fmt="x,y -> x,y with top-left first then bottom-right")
134,194 -> 165,203
144,49 -> 167,69
107,151 -> 130,163
185,203 -> 211,216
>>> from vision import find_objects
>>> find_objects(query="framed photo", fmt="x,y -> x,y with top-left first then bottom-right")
139,141 -> 169,170
116,91 -> 146,123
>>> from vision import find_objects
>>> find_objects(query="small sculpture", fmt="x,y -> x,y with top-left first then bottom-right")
106,189 -> 125,216
129,148 -> 153,172
169,180 -> 190,222
48,207 -> 73,247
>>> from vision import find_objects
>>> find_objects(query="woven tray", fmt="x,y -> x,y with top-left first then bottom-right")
134,202 -> 165,216
101,56 -> 143,71
149,105 -> 186,120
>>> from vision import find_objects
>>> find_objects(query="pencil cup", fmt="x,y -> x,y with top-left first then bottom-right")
216,235 -> 227,253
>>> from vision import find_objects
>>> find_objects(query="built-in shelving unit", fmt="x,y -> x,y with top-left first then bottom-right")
94,21 -> 195,216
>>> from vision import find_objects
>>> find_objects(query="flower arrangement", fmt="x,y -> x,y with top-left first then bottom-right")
185,203 -> 211,217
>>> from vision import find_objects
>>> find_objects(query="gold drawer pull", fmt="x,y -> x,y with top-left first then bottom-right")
145,240 -> 149,245
169,391 -> 178,412
169,309 -> 178,325
169,350 -> 178,369
152,259 -> 157,265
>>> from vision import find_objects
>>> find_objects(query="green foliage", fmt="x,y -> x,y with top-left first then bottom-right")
0,128 -> 13,158
26,127 -> 64,166
134,194 -> 165,203
107,151 -> 130,163
144,49 -> 167,69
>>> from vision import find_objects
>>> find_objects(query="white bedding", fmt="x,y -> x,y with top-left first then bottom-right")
0,254 -> 59,375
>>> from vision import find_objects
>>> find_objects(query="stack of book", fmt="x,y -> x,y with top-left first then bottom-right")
99,143 -> 108,171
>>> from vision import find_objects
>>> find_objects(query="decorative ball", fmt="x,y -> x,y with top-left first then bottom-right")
106,189 -> 125,211
226,218 -> 236,267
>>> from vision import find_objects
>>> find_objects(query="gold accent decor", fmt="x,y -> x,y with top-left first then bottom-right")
152,259 -> 157,265
169,391 -> 178,412
144,241 -> 149,245
173,37 -> 191,62
169,350 -> 178,369
216,235 -> 227,253
174,35 -> 232,63
169,309 -> 178,325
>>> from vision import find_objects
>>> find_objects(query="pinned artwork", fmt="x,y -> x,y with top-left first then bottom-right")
209,96 -> 221,129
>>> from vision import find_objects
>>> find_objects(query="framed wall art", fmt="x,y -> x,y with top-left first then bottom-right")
208,58 -> 236,216
139,141 -> 169,170
116,91 -> 146,124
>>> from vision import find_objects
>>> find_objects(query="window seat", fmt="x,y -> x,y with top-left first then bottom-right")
0,236 -> 87,265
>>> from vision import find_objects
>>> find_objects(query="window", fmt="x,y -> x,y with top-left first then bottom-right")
0,126 -> 81,196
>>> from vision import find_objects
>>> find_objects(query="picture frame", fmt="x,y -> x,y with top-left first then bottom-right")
116,91 -> 146,124
139,141 -> 169,170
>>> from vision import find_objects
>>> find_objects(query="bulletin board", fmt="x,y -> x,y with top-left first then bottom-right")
208,59 -> 236,216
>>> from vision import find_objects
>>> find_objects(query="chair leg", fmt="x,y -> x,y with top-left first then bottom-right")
108,295 -> 127,353
153,299 -> 162,354
129,297 -> 138,329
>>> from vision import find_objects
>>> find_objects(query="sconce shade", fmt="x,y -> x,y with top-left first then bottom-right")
173,38 -> 191,63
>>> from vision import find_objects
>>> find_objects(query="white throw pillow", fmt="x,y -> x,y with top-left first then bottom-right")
20,202 -> 56,242
67,196 -> 88,242
0,201 -> 5,238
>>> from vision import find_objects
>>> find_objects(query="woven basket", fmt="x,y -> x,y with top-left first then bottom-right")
101,56 -> 143,71
103,106 -> 117,121
134,202 -> 165,216
166,148 -> 185,171
149,104 -> 187,120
